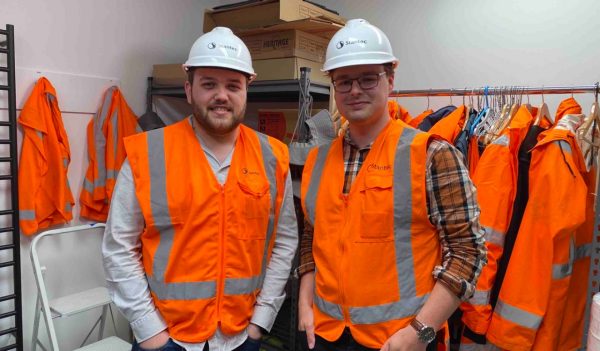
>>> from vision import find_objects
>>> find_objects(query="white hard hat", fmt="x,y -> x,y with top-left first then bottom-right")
183,27 -> 256,79
322,19 -> 399,72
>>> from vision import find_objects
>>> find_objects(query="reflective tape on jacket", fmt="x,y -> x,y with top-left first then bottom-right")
80,86 -> 139,221
302,121 -> 438,349
124,119 -> 288,342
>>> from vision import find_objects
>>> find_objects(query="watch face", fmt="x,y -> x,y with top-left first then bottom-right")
419,327 -> 436,344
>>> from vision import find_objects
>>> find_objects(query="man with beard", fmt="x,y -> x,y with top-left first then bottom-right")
103,27 -> 298,351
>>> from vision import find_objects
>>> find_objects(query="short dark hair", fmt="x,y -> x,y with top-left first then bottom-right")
328,62 -> 396,79
187,68 -> 196,84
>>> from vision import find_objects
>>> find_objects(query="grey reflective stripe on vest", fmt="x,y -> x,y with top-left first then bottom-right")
20,209 -> 35,220
225,275 -> 261,295
495,300 -> 542,330
483,226 -> 505,247
350,294 -> 428,324
314,293 -> 344,320
393,127 -> 419,301
65,202 -> 72,213
223,132 -> 278,296
63,157 -> 68,168
148,277 -> 216,300
576,243 -> 592,260
552,236 -> 575,280
146,128 -> 216,300
469,289 -> 491,306
305,142 -> 332,224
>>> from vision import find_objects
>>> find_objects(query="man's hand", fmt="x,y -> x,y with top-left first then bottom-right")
139,330 -> 170,349
247,323 -> 263,340
380,326 -> 426,351
298,272 -> 316,349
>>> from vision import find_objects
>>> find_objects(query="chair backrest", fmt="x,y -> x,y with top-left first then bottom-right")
30,223 -> 107,351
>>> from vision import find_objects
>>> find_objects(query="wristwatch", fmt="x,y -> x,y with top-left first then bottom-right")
410,318 -> 436,344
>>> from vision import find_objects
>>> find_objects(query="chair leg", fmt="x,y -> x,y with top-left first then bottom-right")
98,305 -> 107,340
31,295 -> 41,351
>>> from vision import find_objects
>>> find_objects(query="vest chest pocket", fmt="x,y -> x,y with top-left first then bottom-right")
358,175 -> 394,242
237,179 -> 271,240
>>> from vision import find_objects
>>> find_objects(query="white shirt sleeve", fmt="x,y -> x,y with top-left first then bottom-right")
102,160 -> 168,342
251,171 -> 299,331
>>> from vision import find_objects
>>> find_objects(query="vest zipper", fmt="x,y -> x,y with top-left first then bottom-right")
340,193 -> 349,321
217,184 -> 226,325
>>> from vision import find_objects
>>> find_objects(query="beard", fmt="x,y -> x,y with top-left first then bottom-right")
191,97 -> 246,136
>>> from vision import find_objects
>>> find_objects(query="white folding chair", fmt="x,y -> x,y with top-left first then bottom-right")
30,223 -> 130,351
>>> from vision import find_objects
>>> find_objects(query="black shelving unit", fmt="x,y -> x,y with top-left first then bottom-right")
0,24 -> 23,351
147,69 -> 328,351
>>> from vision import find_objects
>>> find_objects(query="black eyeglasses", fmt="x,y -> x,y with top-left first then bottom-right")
332,72 -> 386,93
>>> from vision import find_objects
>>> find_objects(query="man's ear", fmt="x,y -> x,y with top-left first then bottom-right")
387,74 -> 395,93
184,80 -> 193,105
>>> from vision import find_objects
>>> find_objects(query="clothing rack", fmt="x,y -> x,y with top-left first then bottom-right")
0,24 -> 23,351
391,81 -> 600,347
390,84 -> 600,97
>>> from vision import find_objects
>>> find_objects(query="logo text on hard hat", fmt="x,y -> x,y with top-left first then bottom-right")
344,39 -> 368,47
208,42 -> 216,49
207,42 -> 239,52
336,41 -> 344,49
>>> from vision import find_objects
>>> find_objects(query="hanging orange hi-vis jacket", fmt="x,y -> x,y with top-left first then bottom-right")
18,77 -> 74,235
429,105 -> 467,143
301,121 -> 440,349
409,109 -> 434,128
486,116 -> 588,351
123,119 -> 288,342
459,105 -> 534,336
79,86 -> 139,221
388,100 -> 412,124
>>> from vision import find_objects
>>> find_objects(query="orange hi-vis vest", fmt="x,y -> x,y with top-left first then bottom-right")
301,121 -> 440,349
486,120 -> 588,351
429,105 -> 467,143
123,119 -> 289,342
80,86 -> 139,221
409,109 -> 434,128
18,77 -> 74,235
460,105 -> 534,335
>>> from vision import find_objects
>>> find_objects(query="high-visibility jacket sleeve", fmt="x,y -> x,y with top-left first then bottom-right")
18,127 -> 43,235
487,138 -> 587,351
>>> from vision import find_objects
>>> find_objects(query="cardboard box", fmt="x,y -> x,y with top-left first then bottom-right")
253,57 -> 329,85
241,29 -> 328,62
203,0 -> 345,32
153,64 -> 186,87
236,17 -> 343,39
257,108 -> 321,143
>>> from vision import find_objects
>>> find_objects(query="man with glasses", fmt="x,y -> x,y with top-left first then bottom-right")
298,19 -> 486,351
